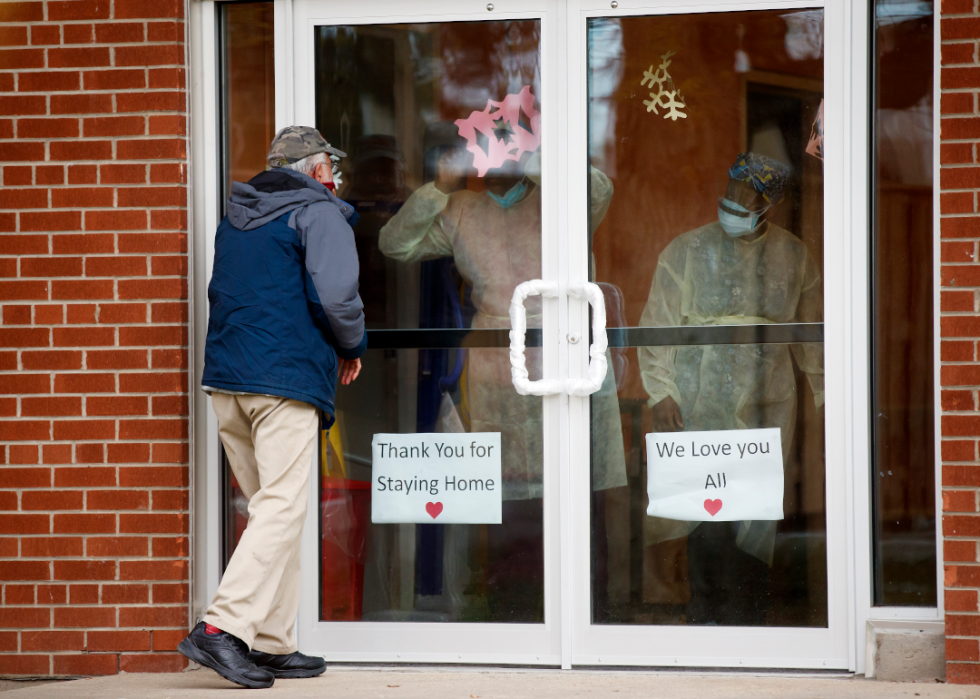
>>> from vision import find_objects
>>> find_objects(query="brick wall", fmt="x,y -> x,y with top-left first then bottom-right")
0,0 -> 189,676
943,0 -> 980,686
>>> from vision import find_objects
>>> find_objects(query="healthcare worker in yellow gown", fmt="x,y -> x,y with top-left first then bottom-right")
379,137 -> 627,621
639,152 -> 824,625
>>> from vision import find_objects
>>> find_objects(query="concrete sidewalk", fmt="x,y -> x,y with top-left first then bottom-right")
0,667 -> 975,699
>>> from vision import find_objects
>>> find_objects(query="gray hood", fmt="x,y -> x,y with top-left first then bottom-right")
227,168 -> 355,231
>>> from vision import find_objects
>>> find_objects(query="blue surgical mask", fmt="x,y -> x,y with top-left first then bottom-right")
487,180 -> 527,209
717,197 -> 769,237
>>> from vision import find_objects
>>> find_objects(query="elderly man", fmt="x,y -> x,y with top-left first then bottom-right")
178,127 -> 367,688
640,152 -> 823,626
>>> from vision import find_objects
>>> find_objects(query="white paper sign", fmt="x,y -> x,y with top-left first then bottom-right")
371,433 -> 502,524
645,428 -> 784,522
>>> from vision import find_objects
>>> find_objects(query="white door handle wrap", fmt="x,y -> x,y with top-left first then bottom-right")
508,280 -> 608,397
509,280 -> 563,396
564,281 -> 607,397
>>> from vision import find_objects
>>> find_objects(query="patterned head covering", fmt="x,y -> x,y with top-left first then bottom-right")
727,152 -> 792,205
267,126 -> 346,168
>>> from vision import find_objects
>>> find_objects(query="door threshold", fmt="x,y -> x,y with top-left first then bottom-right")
324,664 -> 854,679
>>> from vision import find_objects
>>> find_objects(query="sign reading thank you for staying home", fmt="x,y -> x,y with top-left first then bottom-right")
371,433 -> 502,524
646,427 -> 784,522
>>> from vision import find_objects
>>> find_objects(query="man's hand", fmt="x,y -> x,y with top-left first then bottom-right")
434,149 -> 465,194
652,395 -> 684,432
338,358 -> 361,386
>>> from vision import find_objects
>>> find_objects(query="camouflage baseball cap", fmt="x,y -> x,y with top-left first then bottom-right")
266,126 -> 347,168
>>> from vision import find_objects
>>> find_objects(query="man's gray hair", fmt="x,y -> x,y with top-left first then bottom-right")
283,151 -> 327,177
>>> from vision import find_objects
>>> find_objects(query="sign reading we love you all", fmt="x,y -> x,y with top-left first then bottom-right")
645,427 -> 784,522
371,433 -> 502,524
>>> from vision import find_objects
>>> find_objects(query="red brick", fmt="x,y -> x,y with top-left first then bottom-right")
4,166 -> 32,186
52,187 -> 114,208
5,584 -> 35,603
947,589 -> 978,612
947,539 -> 979,562
0,234 -> 47,254
0,119 -> 12,139
100,163 -> 146,184
88,630 -> 150,652
947,638 -> 980,662
53,233 -> 113,254
102,584 -> 148,604
0,561 -> 50,581
944,17 -> 980,40
119,513 -> 187,534
117,187 -> 184,208
150,305 -> 187,324
119,419 -> 187,440
119,372 -> 186,392
944,0 -> 974,9
947,613 -> 980,637
0,48 -> 45,69
86,535 -> 147,557
54,467 -> 114,487
88,396 -> 148,417
82,69 -> 144,90
119,559 -> 186,581
36,584 -> 66,604
74,442 -> 105,464
53,326 -> 114,346
29,25 -> 60,45
0,513 -> 48,535
118,605 -> 186,628
149,444 -> 187,465
36,166 -> 65,185
49,0 -> 110,21
0,74 -> 11,91
152,395 -> 187,416
117,138 -> 186,160
53,654 -> 118,676
0,95 -> 46,117
51,280 -> 114,300
115,0 -> 184,20
0,373 -> 49,393
42,444 -> 72,464
8,444 -> 39,464
3,467 -> 50,487
119,233 -> 186,253
20,212 -> 80,235
149,115 -> 186,136
945,515 -> 980,537
148,67 -> 184,89
85,210 -> 147,231
69,583 -> 97,604
0,655 -> 49,675
151,628 -> 185,651
0,26 -> 28,47
21,537 -> 83,557
943,241 -> 976,261
98,303 -> 147,324
87,257 -> 147,277
149,163 -> 186,184
0,188 -> 47,210
84,116 -> 145,138
95,22 -> 145,43
34,305 -> 64,324
87,349 -> 147,370
55,372 -> 115,393
18,118 -> 80,139
48,47 -> 110,69
21,257 -> 83,278
0,280 -> 48,301
52,419 -> 115,441
3,304 -> 31,323
106,442 -> 150,463
118,281 -> 186,303
22,490 -> 83,511
943,91 -> 975,116
21,396 -> 82,417
151,535 -> 188,556
63,23 -> 94,44
944,316 -> 980,337
944,66 -> 980,90
50,139 -> 113,161
0,419 -> 50,441
53,606 -> 115,629
115,44 -> 184,69
66,303 -> 96,324
0,141 -> 44,161
53,560 -> 116,582
21,630 -> 84,652
52,513 -> 115,534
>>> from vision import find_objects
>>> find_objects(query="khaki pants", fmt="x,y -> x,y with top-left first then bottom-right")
203,393 -> 319,654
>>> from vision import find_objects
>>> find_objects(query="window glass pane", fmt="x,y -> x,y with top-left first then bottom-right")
314,21 -> 546,623
871,0 -> 936,607
588,10 -> 828,627
218,1 -> 275,569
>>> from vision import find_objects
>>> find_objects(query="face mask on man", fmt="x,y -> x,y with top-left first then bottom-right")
717,197 -> 769,237
487,180 -> 527,209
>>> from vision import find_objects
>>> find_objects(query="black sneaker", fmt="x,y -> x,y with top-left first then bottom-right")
177,622 -> 275,689
248,650 -> 327,678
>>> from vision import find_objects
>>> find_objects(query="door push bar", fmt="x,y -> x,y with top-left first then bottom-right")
509,280 -> 608,397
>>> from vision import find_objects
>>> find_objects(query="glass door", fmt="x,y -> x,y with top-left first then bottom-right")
566,0 -> 851,668
291,0 -> 567,664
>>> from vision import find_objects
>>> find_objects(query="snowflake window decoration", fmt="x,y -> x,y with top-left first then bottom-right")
640,51 -> 687,122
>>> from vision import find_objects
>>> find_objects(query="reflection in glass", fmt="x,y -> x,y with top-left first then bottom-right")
871,0 -> 936,606
588,10 -> 827,627
313,21 -> 602,623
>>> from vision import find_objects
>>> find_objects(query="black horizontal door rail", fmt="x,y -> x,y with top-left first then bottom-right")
365,323 -> 823,350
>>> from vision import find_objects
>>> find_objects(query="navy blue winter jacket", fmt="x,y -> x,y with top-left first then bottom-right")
202,168 -> 367,421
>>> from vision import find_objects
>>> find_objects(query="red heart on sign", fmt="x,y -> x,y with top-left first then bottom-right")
703,499 -> 723,517
425,502 -> 443,519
